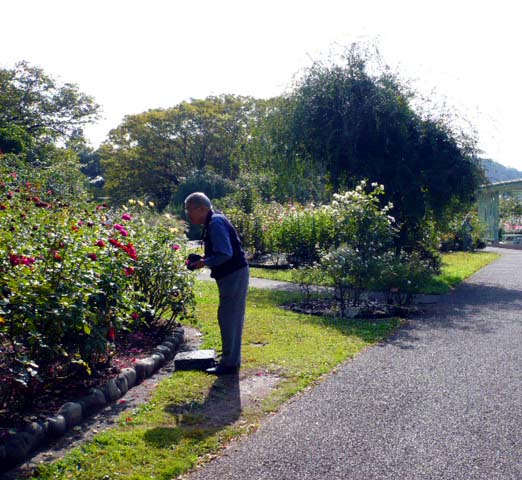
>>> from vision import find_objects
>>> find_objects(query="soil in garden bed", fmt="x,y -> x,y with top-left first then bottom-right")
247,252 -> 291,269
283,297 -> 418,319
0,328 -> 167,433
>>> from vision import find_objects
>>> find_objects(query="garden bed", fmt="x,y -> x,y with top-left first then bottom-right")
0,327 -> 170,433
283,297 -> 418,319
248,252 -> 291,269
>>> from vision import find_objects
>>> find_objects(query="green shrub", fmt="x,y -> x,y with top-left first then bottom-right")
172,170 -> 235,209
131,223 -> 195,332
376,251 -> 436,306
0,170 -> 194,414
270,206 -> 334,265
439,211 -> 487,252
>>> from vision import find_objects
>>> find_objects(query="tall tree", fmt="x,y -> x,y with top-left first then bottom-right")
240,96 -> 329,203
0,61 -> 100,144
285,44 -> 485,246
100,95 -> 262,207
0,62 -> 100,198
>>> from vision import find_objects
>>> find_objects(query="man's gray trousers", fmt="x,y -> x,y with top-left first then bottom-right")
215,266 -> 249,368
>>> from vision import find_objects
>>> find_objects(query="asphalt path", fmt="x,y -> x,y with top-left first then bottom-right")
189,247 -> 522,480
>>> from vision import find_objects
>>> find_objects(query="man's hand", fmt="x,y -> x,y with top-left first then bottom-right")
189,259 -> 206,270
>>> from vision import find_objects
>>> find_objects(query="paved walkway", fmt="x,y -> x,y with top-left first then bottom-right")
190,247 -> 522,479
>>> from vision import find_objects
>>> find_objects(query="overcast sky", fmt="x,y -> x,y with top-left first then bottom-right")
2,0 -> 521,169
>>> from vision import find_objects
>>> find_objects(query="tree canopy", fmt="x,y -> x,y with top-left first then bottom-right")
100,95 -> 266,207
283,45 -> 485,244
96,44 -> 485,252
0,62 -> 100,197
0,61 -> 100,145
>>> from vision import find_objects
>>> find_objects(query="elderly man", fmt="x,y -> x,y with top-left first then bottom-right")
185,192 -> 249,375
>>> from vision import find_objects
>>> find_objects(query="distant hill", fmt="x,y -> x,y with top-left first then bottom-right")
480,158 -> 522,183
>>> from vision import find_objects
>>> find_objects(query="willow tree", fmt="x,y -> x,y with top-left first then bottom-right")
284,44 -> 485,247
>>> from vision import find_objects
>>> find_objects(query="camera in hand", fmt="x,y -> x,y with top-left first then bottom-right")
186,253 -> 202,270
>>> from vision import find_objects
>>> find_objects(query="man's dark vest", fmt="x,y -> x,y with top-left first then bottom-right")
203,210 -> 247,279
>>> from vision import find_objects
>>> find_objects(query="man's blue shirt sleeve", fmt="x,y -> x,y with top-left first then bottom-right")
204,217 -> 233,267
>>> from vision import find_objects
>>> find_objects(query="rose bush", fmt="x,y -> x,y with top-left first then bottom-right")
0,170 -> 194,415
126,203 -> 195,333
225,201 -> 286,257
376,251 -> 435,306
237,181 -> 436,317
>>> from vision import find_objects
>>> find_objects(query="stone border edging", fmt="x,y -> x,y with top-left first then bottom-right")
0,326 -> 185,473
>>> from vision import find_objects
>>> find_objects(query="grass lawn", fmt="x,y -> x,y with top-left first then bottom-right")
249,250 -> 501,294
418,251 -> 500,294
33,282 -> 400,480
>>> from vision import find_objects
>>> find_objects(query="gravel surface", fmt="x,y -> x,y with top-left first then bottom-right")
187,247 -> 522,480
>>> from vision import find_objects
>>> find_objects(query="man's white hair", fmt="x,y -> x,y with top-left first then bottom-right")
184,192 -> 212,208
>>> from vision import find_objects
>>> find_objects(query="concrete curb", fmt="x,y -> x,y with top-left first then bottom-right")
0,326 -> 185,473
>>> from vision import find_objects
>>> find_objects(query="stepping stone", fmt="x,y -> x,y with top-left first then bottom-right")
174,349 -> 216,371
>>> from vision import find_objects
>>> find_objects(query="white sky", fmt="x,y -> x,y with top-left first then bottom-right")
2,0 -> 521,169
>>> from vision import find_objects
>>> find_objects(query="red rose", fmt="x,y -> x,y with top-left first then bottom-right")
107,326 -> 116,342
124,266 -> 135,277
21,256 -> 35,266
109,238 -> 124,249
122,243 -> 137,260
9,254 -> 20,266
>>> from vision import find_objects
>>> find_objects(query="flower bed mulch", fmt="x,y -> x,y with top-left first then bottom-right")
0,328 -> 166,438
283,298 -> 418,319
